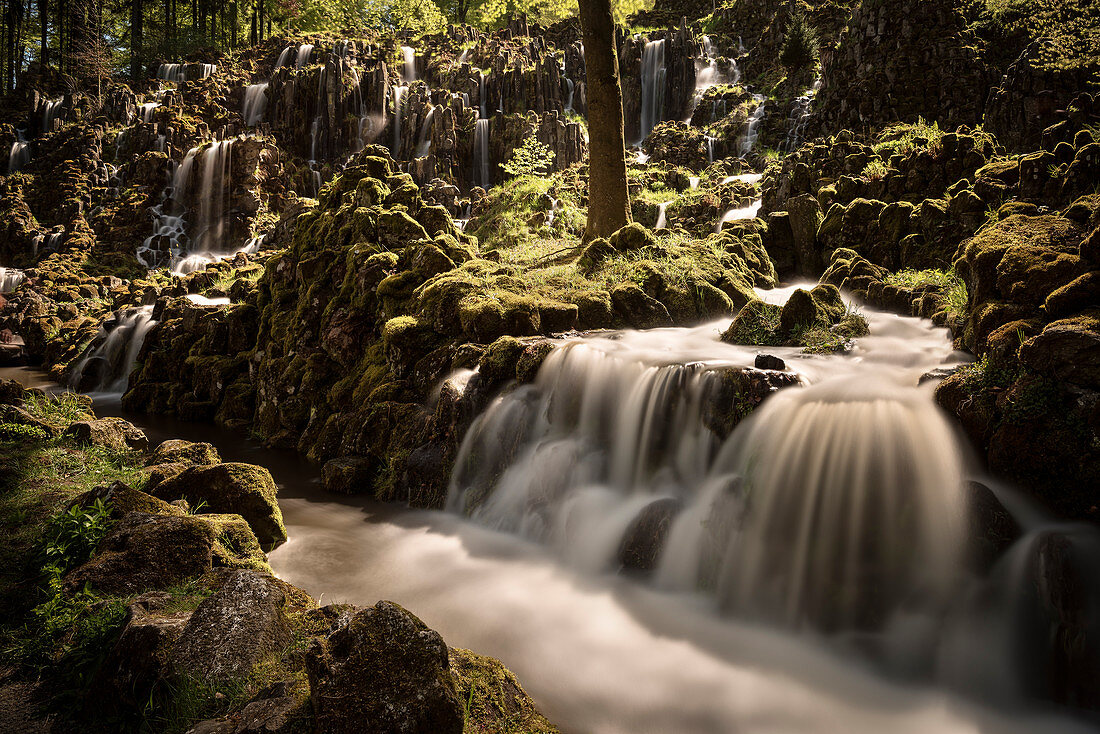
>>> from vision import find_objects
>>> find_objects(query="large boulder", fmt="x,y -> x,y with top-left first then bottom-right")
305,601 -> 464,734
150,463 -> 286,549
64,510 -> 266,598
169,570 -> 291,682
147,439 -> 221,466
64,417 -> 149,452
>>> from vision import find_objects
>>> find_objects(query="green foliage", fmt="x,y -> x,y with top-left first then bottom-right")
885,268 -> 968,318
41,498 -> 115,582
0,422 -> 49,442
780,12 -> 819,72
872,118 -> 945,158
501,135 -> 556,179
974,0 -> 1100,72
861,159 -> 890,181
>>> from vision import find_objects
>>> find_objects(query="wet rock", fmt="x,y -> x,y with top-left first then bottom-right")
754,353 -> 786,371
449,648 -> 558,733
150,463 -> 286,549
305,600 -> 464,734
701,366 -> 801,439
966,480 -> 1022,571
619,498 -> 682,572
169,570 -> 290,682
321,456 -> 375,494
148,439 -> 221,466
64,417 -> 149,452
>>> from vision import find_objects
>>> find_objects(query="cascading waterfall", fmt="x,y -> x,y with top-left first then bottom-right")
714,200 -> 762,232
782,79 -> 822,153
0,267 -> 25,293
156,63 -> 215,82
474,118 -> 490,189
655,201 -> 671,229
276,46 -> 295,68
478,72 -> 487,118
415,106 -> 436,157
41,98 -> 63,132
296,44 -> 315,69
401,45 -> 416,82
740,96 -> 766,157
140,102 -> 159,123
67,306 -> 157,393
638,39 -> 667,143
241,83 -> 269,125
391,85 -> 407,156
705,135 -> 717,162
139,140 -> 242,272
8,133 -> 30,173
447,294 -> 971,637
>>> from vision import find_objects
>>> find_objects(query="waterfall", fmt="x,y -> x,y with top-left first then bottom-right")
296,44 -> 314,69
0,267 -> 25,293
714,200 -> 762,232
416,106 -> 436,158
688,176 -> 699,189
401,45 -> 416,82
638,39 -> 667,143
475,118 -> 490,189
68,306 -> 157,393
740,97 -> 766,157
392,85 -> 407,156
138,140 -> 239,272
242,83 -> 269,125
447,298 -> 971,636
8,135 -> 29,173
41,98 -> 63,132
705,135 -> 717,162
564,77 -> 575,113
478,72 -> 487,118
140,102 -> 159,123
782,79 -> 822,154
655,201 -> 671,229
156,63 -> 182,82
276,46 -> 295,68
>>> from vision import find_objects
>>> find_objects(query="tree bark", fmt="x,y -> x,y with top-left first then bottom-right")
38,0 -> 46,67
578,0 -> 630,242
130,0 -> 141,79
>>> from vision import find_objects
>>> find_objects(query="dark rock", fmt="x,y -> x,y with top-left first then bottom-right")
754,353 -> 786,371
305,600 -> 463,734
321,457 -> 375,494
148,439 -> 221,466
149,463 -> 286,549
169,570 -> 290,682
619,498 -> 682,572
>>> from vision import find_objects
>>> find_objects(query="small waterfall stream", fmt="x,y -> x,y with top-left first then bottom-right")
474,118 -> 490,189
67,306 -> 156,393
242,83 -> 269,125
0,267 -> 25,293
401,45 -> 416,82
8,133 -> 30,173
638,39 -> 667,143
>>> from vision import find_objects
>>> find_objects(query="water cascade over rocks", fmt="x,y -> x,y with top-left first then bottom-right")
0,267 -> 25,293
401,45 -> 416,82
638,39 -> 667,143
296,44 -> 315,69
68,306 -> 156,393
740,96 -> 766,157
448,290 -> 972,637
7,134 -> 29,173
241,83 -> 269,125
474,118 -> 490,188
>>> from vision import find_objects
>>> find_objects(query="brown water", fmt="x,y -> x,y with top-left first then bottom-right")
1,364 -> 1093,734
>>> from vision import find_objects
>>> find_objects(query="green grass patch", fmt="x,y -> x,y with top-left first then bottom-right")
885,268 -> 968,318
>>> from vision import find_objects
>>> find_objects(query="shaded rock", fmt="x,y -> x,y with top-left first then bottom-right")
966,480 -> 1022,572
72,480 -> 184,519
449,648 -> 559,734
754,353 -> 786,371
169,569 -> 290,682
64,417 -> 149,452
305,600 -> 463,734
321,457 -> 375,494
1019,311 -> 1100,389
150,463 -> 286,549
619,498 -> 682,572
148,439 -> 221,467
611,283 -> 673,328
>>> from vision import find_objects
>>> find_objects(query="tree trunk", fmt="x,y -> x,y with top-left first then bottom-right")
578,0 -> 630,242
38,0 -> 46,67
130,0 -> 141,79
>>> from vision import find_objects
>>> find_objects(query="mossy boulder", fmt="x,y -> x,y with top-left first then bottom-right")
321,456 -> 376,494
147,439 -> 221,467
449,648 -> 559,734
305,600 -> 464,734
72,480 -> 183,520
64,512 -> 269,595
607,222 -> 658,252
149,463 -> 286,550
779,285 -> 846,335
63,417 -> 149,452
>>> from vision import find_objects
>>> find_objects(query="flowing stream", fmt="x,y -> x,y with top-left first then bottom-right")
5,287 -> 1099,734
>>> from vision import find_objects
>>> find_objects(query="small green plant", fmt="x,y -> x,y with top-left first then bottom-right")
780,11 -> 819,72
501,135 -> 555,178
884,268 -> 968,319
0,422 -> 50,442
41,498 -> 114,582
861,159 -> 890,181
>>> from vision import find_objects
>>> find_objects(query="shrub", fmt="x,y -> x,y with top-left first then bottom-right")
780,12 -> 819,72
501,135 -> 555,178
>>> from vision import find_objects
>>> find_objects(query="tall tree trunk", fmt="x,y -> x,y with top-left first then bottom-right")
578,0 -> 630,241
38,0 -> 46,68
130,0 -> 141,79
249,2 -> 255,46
257,0 -> 263,42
